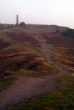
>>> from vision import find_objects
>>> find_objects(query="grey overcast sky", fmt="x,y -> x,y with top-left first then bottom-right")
0,0 -> 74,28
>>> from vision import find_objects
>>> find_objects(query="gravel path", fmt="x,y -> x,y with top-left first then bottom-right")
0,35 -> 69,110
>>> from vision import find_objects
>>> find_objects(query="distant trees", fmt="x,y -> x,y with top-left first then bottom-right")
61,29 -> 74,38
0,23 -> 4,30
7,25 -> 13,28
19,22 -> 25,26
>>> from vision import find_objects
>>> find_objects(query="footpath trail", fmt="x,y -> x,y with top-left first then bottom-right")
0,35 -> 69,110
34,35 -> 68,74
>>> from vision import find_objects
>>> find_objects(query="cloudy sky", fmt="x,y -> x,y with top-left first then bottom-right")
0,0 -> 74,28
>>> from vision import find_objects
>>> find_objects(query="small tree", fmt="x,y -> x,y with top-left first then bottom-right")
19,22 -> 25,26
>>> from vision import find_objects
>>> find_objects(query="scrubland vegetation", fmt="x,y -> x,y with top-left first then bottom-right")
42,31 -> 74,72
0,25 -> 74,109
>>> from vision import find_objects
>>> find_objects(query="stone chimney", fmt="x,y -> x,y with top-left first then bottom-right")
16,15 -> 19,26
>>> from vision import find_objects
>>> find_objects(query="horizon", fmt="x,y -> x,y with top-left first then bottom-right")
1,22 -> 71,29
0,0 -> 74,29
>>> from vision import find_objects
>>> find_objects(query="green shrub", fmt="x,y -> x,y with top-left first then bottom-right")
61,29 -> 74,38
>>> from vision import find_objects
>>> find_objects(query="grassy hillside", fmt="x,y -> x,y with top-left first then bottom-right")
0,29 -> 57,81
53,48 -> 74,72
0,26 -> 74,109
42,32 -> 74,72
0,26 -> 74,90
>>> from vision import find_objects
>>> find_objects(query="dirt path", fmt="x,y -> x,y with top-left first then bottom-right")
0,35 -> 69,109
0,72 -> 68,109
34,35 -> 67,70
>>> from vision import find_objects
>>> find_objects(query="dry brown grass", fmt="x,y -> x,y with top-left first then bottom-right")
53,48 -> 74,71
43,32 -> 74,48
6,31 -> 40,47
0,38 -> 11,50
0,47 -> 56,79
0,27 -> 73,79
0,33 -> 11,50
41,32 -> 74,71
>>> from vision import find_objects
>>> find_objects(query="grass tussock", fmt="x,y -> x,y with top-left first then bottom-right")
0,48 -> 57,80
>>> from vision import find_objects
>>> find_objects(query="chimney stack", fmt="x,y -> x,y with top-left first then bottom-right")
16,15 -> 19,26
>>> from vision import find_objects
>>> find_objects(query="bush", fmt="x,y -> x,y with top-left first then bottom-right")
19,22 -> 25,26
61,29 -> 74,38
